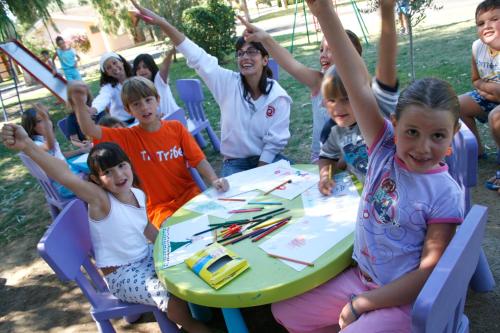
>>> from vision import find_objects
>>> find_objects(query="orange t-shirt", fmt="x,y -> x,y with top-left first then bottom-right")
95,120 -> 205,228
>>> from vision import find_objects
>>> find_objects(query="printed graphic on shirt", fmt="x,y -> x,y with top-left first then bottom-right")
340,134 -> 368,175
266,105 -> 276,118
366,175 -> 399,227
140,145 -> 184,162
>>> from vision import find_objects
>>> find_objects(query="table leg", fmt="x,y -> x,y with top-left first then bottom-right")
222,308 -> 249,333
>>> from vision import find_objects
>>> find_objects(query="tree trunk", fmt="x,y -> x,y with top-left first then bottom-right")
407,13 -> 416,81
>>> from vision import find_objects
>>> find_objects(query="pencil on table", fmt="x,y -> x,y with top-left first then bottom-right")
251,219 -> 289,242
263,179 -> 292,196
267,253 -> 314,267
328,164 -> 332,180
218,198 -> 246,202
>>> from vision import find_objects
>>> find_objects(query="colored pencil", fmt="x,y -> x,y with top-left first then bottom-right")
221,228 -> 264,246
267,253 -> 314,267
252,216 -> 292,230
135,12 -> 154,22
252,207 -> 285,219
328,164 -> 332,180
217,198 -> 246,202
247,202 -> 283,205
250,209 -> 289,228
263,179 -> 292,196
228,207 -> 264,214
251,219 -> 289,242
192,224 -> 223,236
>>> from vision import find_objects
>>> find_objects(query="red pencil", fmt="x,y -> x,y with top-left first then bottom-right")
263,179 -> 292,196
251,219 -> 289,242
267,253 -> 315,267
218,198 -> 246,202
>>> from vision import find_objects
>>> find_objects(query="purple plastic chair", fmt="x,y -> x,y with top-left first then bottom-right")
268,58 -> 279,80
57,116 -> 71,141
164,108 -> 208,191
412,205 -> 488,333
445,123 -> 495,293
37,199 -> 180,333
175,79 -> 221,152
18,152 -> 73,220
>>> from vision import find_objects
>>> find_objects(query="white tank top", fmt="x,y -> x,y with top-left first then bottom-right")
89,188 -> 149,268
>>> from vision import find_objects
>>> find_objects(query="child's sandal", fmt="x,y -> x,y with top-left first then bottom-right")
485,170 -> 500,191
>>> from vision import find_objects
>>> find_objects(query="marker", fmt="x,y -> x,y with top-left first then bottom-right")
267,253 -> 314,267
247,202 -> 282,205
263,179 -> 292,196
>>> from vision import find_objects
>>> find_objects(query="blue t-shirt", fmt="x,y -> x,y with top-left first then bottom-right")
56,48 -> 77,70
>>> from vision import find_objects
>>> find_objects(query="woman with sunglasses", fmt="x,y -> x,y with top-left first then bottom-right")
132,1 -> 292,176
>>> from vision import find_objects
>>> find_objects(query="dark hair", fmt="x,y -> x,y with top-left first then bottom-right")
475,0 -> 500,20
21,108 -> 40,138
41,49 -> 49,56
345,30 -> 363,56
132,54 -> 159,82
87,142 -> 140,188
321,66 -> 348,101
99,54 -> 132,88
55,36 -> 64,43
97,115 -> 126,128
395,78 -> 460,125
235,36 -> 274,106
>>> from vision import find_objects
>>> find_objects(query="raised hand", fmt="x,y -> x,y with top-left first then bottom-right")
69,82 -> 90,107
1,124 -> 30,151
305,0 -> 334,18
237,15 -> 269,43
130,0 -> 165,26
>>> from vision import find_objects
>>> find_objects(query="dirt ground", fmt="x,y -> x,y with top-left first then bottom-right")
0,157 -> 498,332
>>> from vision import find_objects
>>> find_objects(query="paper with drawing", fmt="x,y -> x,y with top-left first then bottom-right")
161,215 -> 214,268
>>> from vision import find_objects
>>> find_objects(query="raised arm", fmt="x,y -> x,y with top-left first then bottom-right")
1,124 -> 109,218
376,0 -> 398,88
33,103 -> 56,152
306,0 -> 384,147
238,16 -> 323,93
131,0 -> 185,46
71,82 -> 102,139
158,48 -> 175,83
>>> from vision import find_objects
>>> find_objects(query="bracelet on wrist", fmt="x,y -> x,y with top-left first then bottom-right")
349,294 -> 360,320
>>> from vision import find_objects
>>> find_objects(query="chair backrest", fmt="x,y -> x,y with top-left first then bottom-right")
445,123 -> 478,213
268,58 -> 279,81
18,152 -> 67,208
411,204 -> 488,333
163,108 -> 188,127
37,199 -> 109,307
57,116 -> 71,140
175,79 -> 208,123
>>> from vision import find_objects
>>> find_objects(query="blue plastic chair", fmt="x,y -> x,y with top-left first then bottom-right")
18,152 -> 73,220
57,116 -> 71,140
175,79 -> 221,152
164,108 -> 208,191
411,205 -> 488,333
445,123 -> 495,293
268,58 -> 279,80
37,199 -> 180,333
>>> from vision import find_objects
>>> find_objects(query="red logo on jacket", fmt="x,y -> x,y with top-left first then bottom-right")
266,105 -> 275,118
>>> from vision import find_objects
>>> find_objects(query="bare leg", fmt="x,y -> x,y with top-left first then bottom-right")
167,295 -> 212,333
459,94 -> 485,156
487,108 -> 500,193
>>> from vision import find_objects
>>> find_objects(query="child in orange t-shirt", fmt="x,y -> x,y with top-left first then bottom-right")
71,77 -> 229,228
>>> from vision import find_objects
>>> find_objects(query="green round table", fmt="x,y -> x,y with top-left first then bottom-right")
153,165 -> 360,332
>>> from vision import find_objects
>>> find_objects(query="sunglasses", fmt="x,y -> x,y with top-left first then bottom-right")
236,48 -> 261,58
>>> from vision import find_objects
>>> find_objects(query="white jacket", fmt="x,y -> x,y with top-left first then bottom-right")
92,83 -> 133,122
177,38 -> 292,163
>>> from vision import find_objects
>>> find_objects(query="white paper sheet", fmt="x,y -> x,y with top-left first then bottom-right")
71,153 -> 89,165
184,190 -> 261,219
301,172 -> 359,218
259,167 -> 319,200
259,215 -> 356,271
161,215 -> 214,268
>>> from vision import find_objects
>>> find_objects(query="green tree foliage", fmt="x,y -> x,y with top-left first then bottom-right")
182,0 -> 236,62
0,0 -> 64,40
